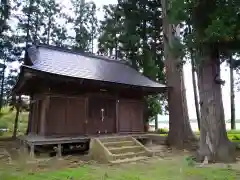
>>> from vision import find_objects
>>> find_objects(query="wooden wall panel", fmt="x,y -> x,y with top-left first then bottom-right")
66,97 -> 86,135
46,96 -> 67,136
30,95 -> 40,135
130,102 -> 144,132
118,101 -> 131,132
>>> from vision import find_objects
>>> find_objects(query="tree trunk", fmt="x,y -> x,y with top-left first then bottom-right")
155,115 -> 158,131
0,63 -> 6,112
26,0 -> 33,46
12,96 -> 21,138
187,24 -> 201,130
197,53 -> 235,163
190,52 -> 201,130
161,0 -> 196,148
230,55 -> 235,130
47,16 -> 51,45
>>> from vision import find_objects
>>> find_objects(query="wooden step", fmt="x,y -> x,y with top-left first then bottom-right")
103,141 -> 135,148
109,146 -> 143,154
110,156 -> 149,164
113,151 -> 146,160
99,136 -> 132,143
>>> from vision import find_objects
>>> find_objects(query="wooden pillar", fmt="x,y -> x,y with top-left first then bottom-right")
57,144 -> 62,157
44,96 -> 50,136
26,96 -> 33,135
116,99 -> 119,133
22,140 -> 28,154
85,97 -> 89,135
40,96 -> 47,136
29,144 -> 35,159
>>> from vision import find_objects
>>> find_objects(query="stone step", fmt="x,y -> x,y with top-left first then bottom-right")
113,151 -> 146,160
110,156 -> 149,164
99,136 -> 132,143
109,146 -> 143,154
103,141 -> 135,148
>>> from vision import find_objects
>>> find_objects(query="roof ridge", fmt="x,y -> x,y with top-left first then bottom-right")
34,44 -> 130,65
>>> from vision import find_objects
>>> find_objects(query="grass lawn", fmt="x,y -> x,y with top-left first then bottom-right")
1,156 -> 240,180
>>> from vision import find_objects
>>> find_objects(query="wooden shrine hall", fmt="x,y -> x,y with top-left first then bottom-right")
13,44 -> 167,160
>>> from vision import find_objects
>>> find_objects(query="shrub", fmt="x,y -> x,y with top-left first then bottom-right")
156,128 -> 168,134
0,121 -> 8,136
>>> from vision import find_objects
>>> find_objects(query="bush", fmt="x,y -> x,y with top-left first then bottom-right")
0,121 -> 8,136
156,128 -> 168,134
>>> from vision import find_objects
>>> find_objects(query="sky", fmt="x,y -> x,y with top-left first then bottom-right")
59,0 -> 240,120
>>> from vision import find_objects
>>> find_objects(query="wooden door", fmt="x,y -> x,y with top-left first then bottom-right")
100,98 -> 116,134
118,100 -> 144,133
87,96 -> 116,134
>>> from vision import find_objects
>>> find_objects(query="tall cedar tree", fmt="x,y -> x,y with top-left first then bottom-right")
169,0 -> 240,162
0,0 -> 10,110
161,0 -> 196,148
88,2 -> 98,53
229,55 -> 235,130
0,0 -> 10,34
40,0 -> 68,46
71,0 -> 98,52
0,1 -> 23,110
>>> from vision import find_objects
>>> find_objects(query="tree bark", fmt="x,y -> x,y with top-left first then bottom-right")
230,55 -> 235,130
197,52 -> 235,163
155,115 -> 158,131
187,24 -> 201,130
0,62 -> 6,112
190,53 -> 201,130
161,0 -> 196,148
12,96 -> 21,138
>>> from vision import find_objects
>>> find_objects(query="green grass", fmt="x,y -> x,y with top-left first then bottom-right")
0,157 -> 239,180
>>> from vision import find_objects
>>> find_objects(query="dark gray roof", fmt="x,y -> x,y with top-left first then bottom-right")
24,45 -> 166,88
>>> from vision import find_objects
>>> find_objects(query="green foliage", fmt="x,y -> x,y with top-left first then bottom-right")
71,0 -> 98,52
168,37 -> 186,60
145,95 -> 162,122
156,128 -> 168,134
184,156 -> 196,167
40,0 -> 68,46
169,0 -> 240,57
